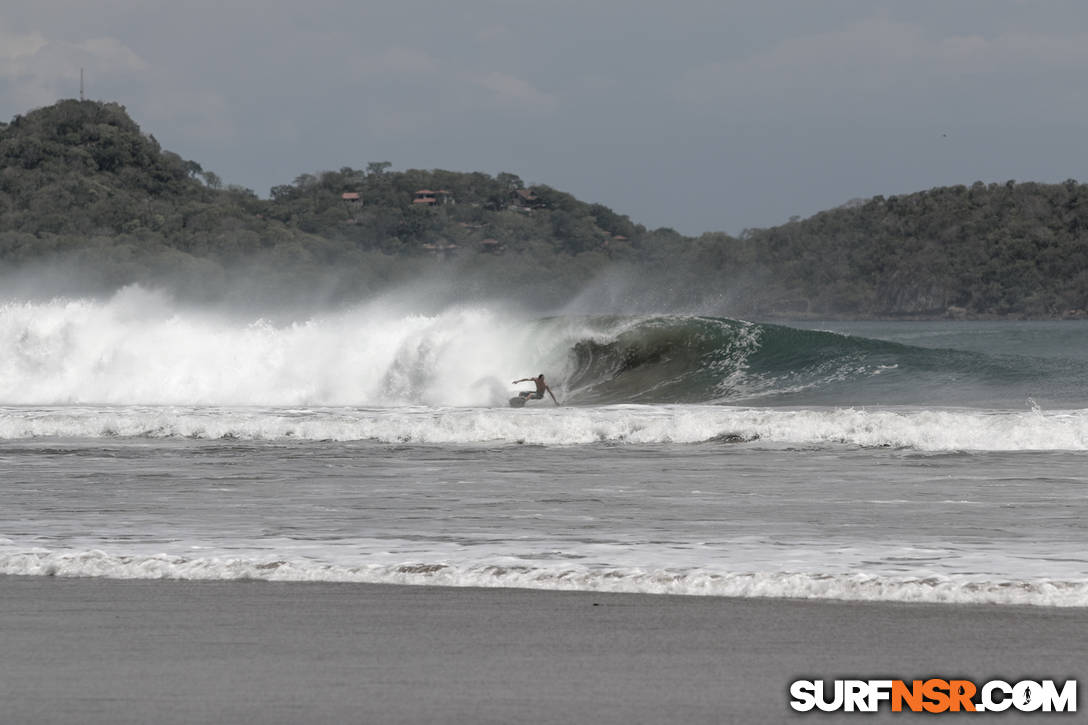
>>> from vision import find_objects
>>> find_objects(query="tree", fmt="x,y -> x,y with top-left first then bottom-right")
496,172 -> 523,190
293,173 -> 317,188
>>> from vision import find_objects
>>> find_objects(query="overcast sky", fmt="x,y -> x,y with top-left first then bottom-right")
3,1 -> 1087,235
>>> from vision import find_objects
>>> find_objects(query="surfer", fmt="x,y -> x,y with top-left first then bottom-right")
512,374 -> 559,406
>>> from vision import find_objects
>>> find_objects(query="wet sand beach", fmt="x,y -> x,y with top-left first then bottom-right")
1,576 -> 1083,724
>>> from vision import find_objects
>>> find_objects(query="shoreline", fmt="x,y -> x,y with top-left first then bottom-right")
2,575 -> 1083,724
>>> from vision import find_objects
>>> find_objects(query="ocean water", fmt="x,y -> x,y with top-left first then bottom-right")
1,287 -> 1087,607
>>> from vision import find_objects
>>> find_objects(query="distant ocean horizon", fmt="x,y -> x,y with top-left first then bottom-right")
2,286 -> 1086,607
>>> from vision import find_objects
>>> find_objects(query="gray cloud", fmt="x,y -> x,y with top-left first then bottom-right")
3,2 -> 1088,234
678,16 -> 1088,118
0,20 -> 147,109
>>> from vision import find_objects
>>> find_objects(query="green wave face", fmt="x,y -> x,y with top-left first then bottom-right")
558,316 -> 1088,407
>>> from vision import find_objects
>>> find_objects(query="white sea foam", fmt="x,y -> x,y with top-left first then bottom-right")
4,288 -> 1088,451
3,549 -> 1085,607
2,404 -> 1088,451
0,287 -> 573,407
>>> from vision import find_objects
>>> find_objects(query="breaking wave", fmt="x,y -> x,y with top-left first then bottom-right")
3,404 -> 1088,450
3,549 -> 1085,607
3,286 -> 1085,408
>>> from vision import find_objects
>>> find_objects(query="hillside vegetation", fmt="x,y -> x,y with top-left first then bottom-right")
2,99 -> 1088,317
736,182 -> 1088,317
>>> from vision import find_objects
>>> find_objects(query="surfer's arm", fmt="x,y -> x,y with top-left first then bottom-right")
546,386 -> 559,406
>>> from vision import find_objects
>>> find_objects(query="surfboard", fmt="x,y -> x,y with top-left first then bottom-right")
509,396 -> 527,408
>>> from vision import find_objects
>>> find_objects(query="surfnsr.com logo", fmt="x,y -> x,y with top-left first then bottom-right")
789,678 -> 1077,713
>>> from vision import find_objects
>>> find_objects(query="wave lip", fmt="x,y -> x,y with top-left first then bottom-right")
3,405 -> 1088,451
4,289 -> 1087,407
3,549 -> 1086,608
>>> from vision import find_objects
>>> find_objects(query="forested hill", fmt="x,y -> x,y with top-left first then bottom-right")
0,99 -> 655,306
732,182 -> 1088,317
2,99 -> 1088,317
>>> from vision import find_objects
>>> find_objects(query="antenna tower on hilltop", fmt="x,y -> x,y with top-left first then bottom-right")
80,68 -> 85,101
